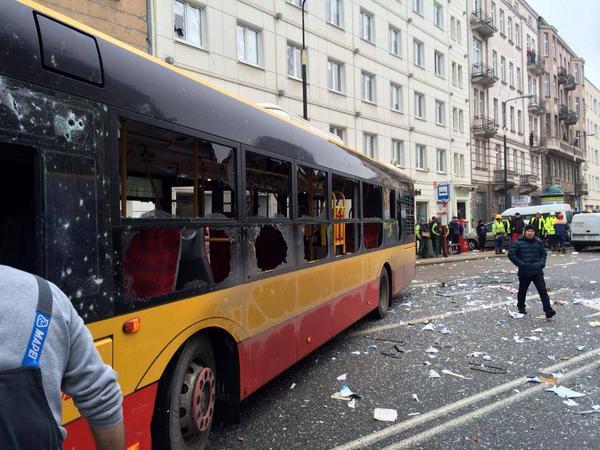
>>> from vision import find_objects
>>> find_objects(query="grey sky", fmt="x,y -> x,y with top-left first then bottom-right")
526,0 -> 600,87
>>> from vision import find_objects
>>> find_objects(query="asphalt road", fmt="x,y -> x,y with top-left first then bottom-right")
209,250 -> 600,449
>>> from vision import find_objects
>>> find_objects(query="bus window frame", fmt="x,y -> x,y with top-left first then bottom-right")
110,108 -> 243,226
294,161 -> 330,223
360,180 -> 385,251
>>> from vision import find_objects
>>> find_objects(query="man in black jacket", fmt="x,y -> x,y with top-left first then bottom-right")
508,225 -> 556,318
510,212 -> 525,242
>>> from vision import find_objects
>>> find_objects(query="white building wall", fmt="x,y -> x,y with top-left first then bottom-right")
584,78 -> 600,210
152,0 -> 472,226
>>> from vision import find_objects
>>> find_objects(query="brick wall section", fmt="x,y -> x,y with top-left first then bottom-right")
36,0 -> 148,51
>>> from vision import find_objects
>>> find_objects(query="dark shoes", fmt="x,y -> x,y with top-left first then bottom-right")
545,309 -> 556,319
518,306 -> 527,315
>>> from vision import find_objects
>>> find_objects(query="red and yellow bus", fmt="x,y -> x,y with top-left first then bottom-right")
0,1 -> 415,448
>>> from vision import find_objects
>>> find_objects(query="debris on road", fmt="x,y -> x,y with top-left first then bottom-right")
422,323 -> 436,331
290,383 -> 296,389
381,345 -> 405,359
509,311 -> 525,319
468,362 -> 508,374
589,321 -> 600,328
374,408 -> 397,422
441,369 -> 473,380
527,372 -> 558,384
412,394 -> 420,402
563,399 -> 579,407
429,369 -> 441,378
348,399 -> 356,409
577,405 -> 600,415
553,299 -> 567,305
331,384 -> 362,401
426,346 -> 439,353
336,373 -> 347,381
546,386 -> 586,399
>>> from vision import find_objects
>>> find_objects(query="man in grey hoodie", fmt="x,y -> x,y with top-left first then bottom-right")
0,265 -> 124,449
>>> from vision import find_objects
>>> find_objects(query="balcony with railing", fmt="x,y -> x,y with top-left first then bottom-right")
471,62 -> 498,86
559,105 -> 579,125
472,115 -> 498,138
545,137 -> 585,160
527,96 -> 546,114
558,67 -> 576,90
528,134 -> 546,152
546,176 -> 561,187
526,51 -> 545,75
493,169 -> 517,191
519,174 -> 540,194
577,180 -> 589,195
471,9 -> 497,37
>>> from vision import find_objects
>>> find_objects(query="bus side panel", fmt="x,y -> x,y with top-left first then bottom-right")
331,286 -> 364,335
63,383 -> 157,450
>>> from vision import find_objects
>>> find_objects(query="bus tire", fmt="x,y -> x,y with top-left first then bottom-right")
153,335 -> 216,450
374,269 -> 390,319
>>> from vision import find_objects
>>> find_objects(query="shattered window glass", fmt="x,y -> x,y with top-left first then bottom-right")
246,224 -> 293,275
303,224 -> 328,262
117,225 -> 240,303
332,175 -> 358,219
334,223 -> 360,256
120,120 -> 236,220
298,166 -> 327,219
362,183 -> 383,219
246,151 -> 290,219
364,223 -> 383,249
383,188 -> 398,244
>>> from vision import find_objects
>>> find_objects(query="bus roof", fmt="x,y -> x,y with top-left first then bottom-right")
2,0 -> 412,188
501,203 -> 572,217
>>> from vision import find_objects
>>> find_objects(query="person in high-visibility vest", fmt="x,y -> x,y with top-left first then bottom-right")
553,212 -> 569,254
545,212 -> 557,250
529,212 -> 546,238
492,214 -> 507,254
430,216 -> 441,257
415,223 -> 421,255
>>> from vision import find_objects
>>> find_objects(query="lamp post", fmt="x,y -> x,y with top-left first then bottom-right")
301,0 -> 308,120
502,94 -> 533,209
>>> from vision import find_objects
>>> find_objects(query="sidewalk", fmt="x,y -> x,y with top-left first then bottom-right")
416,250 -> 505,266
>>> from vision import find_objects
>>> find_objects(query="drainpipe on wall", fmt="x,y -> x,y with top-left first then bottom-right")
146,0 -> 153,55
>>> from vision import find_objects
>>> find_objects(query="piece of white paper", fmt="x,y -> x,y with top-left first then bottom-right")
412,394 -> 419,402
374,408 -> 397,422
441,369 -> 473,380
422,323 -> 436,331
348,399 -> 356,409
429,369 -> 441,378
509,311 -> 525,319
563,399 -> 579,407
426,346 -> 439,353
337,373 -> 347,381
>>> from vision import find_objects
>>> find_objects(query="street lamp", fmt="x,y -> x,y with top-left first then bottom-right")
301,0 -> 308,120
502,94 -> 533,209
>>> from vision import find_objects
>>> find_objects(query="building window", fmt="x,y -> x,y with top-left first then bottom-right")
434,51 -> 445,77
330,126 -> 346,142
288,0 -> 302,5
437,148 -> 447,173
451,17 -> 456,40
416,201 -> 428,224
495,144 -> 502,169
574,64 -> 579,83
500,56 -> 506,83
544,32 -> 549,56
389,26 -> 401,56
518,110 -> 523,133
544,73 -> 550,97
414,92 -> 425,119
286,42 -> 302,79
435,100 -> 445,125
236,23 -> 261,66
416,144 -> 427,169
492,51 -> 498,76
413,0 -> 423,15
456,19 -> 462,43
363,133 -> 376,158
507,16 -> 513,42
390,83 -> 403,112
360,9 -> 374,43
173,0 -> 205,47
516,67 -> 522,91
328,59 -> 344,93
491,2 -> 497,26
361,71 -> 376,103
515,23 -> 521,47
392,139 -> 405,166
493,98 -> 498,123
459,109 -> 464,132
510,106 -> 515,131
434,2 -> 443,28
413,39 -> 425,67
327,0 -> 343,27
454,152 -> 465,177
452,107 -> 458,130
509,61 -> 514,87
499,9 -> 505,35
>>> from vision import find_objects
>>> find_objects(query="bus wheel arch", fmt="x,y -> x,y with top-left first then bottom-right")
373,263 -> 392,319
151,328 -> 240,450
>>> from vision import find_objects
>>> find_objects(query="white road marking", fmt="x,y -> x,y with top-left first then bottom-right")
383,359 -> 600,449
333,347 -> 600,450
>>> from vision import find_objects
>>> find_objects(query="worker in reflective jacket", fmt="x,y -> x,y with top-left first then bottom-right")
545,212 -> 557,250
529,212 -> 546,238
553,213 -> 569,254
492,214 -> 507,254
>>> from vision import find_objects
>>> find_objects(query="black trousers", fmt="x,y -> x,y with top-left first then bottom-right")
518,274 -> 551,312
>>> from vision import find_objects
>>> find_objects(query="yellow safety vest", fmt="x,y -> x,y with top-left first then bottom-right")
545,217 -> 556,235
492,220 -> 506,235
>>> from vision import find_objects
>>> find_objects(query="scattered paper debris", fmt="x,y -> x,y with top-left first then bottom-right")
348,399 -> 356,409
407,412 -> 421,416
563,399 -> 579,407
589,321 -> 600,328
440,327 -> 451,334
441,369 -> 473,380
509,311 -> 525,319
546,386 -> 586,399
513,335 -> 525,343
290,383 -> 296,389
576,346 -> 586,351
526,336 -> 540,341
374,408 -> 397,422
412,394 -> 420,402
367,344 -> 377,350
337,373 -> 347,381
429,369 -> 441,378
527,372 -> 558,384
483,354 -> 492,361
351,351 -> 361,355
422,323 -> 436,331
426,346 -> 439,353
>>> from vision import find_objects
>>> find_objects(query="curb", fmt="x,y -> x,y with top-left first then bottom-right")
416,252 -> 506,266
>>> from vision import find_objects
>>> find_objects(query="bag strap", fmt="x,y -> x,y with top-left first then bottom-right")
21,276 -> 53,368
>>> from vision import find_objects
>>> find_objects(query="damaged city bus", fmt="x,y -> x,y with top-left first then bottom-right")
0,1 -> 416,448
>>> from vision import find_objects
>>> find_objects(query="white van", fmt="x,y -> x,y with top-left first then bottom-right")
501,203 -> 573,224
570,213 -> 600,251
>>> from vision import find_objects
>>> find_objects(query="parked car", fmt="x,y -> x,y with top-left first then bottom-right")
570,213 -> 600,251
465,221 -> 511,250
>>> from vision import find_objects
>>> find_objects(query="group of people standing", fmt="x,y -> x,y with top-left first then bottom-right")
485,211 -> 570,254
415,216 -> 464,259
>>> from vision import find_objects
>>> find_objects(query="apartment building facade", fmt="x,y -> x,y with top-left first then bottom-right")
536,18 -> 586,209
584,78 -> 600,211
150,0 -> 472,226
467,0 -> 544,221
35,0 -> 149,51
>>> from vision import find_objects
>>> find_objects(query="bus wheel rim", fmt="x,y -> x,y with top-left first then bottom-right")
191,366 -> 216,432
